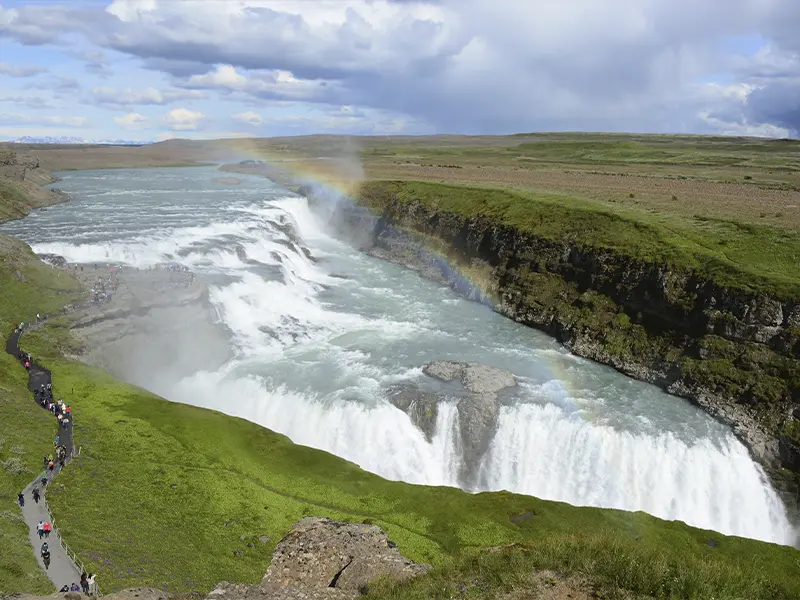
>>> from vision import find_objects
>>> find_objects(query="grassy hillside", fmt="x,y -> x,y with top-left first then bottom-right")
0,178 -> 34,222
358,180 -> 800,300
0,235 -> 82,595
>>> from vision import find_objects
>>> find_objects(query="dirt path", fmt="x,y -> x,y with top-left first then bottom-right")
6,325 -> 86,593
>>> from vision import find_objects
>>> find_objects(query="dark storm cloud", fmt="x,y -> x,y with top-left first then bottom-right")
1,0 -> 799,136
746,82 -> 800,136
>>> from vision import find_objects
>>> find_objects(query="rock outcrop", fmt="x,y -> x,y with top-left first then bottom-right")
0,150 -> 68,222
260,517 -> 429,597
390,361 -> 516,487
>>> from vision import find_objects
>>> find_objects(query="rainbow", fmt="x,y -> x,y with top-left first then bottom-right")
222,138 -> 590,420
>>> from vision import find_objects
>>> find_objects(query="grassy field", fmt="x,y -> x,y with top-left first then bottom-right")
10,133 -> 799,230
0,235 -> 82,595
359,180 -> 800,299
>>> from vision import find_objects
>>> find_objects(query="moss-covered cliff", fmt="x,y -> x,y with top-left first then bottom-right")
351,180 -> 800,500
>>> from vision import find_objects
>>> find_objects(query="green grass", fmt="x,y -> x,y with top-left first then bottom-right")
6,354 -> 794,598
0,179 -> 33,222
358,180 -> 800,299
0,235 -> 82,595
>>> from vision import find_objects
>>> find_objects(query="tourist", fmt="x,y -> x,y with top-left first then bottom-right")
32,487 -> 40,503
48,460 -> 55,473
37,521 -> 44,539
41,543 -> 50,569
18,491 -> 24,507
87,573 -> 96,594
41,472 -> 47,487
43,522 -> 51,538
70,583 -> 80,592
62,417 -> 70,429
60,585 -> 70,593
80,573 -> 89,594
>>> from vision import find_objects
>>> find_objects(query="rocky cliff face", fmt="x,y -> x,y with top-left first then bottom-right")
0,150 -> 67,222
305,184 -> 800,504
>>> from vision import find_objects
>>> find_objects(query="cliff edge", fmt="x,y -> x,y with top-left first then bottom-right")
0,150 -> 68,222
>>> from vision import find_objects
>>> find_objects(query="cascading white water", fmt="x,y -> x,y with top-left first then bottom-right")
3,166 -> 795,547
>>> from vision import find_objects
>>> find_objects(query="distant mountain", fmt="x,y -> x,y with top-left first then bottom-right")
9,136 -> 150,146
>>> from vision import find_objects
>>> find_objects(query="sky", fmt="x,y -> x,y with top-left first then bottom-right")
0,0 -> 798,141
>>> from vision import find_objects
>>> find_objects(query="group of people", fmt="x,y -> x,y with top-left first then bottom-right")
58,572 -> 96,594
35,386 -> 72,430
89,268 -> 120,304
37,520 -> 53,539
12,319 -> 96,595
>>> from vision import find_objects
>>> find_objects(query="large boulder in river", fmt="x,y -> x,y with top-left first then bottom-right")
260,517 -> 429,596
388,361 -> 518,487
423,360 -> 516,394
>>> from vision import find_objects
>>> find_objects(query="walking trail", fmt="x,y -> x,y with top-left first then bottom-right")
6,324 -> 87,592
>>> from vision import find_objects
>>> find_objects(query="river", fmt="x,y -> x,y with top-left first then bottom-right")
1,166 -> 794,545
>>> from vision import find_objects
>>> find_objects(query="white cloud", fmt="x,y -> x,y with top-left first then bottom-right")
92,86 -> 207,106
162,107 -> 205,130
2,0 -> 800,135
231,111 -> 262,126
114,112 -> 148,128
181,64 -> 336,103
0,113 -> 88,127
0,62 -> 47,77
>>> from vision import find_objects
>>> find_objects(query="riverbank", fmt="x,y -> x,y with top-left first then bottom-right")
0,150 -> 70,222
314,179 -> 800,504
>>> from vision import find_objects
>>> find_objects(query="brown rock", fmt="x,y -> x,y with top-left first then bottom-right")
261,517 -> 429,594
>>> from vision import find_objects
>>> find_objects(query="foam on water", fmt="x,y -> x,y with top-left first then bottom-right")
3,167 -> 795,546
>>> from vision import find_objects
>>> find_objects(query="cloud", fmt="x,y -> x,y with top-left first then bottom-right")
162,107 -> 205,130
91,86 -> 207,107
180,64 -> 338,103
1,0 -> 800,136
0,62 -> 47,77
0,113 -> 89,127
72,49 -> 111,76
231,111 -> 263,126
114,112 -> 148,128
0,96 -> 55,110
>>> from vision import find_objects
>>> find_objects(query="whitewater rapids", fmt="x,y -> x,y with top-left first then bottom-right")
1,166 -> 794,546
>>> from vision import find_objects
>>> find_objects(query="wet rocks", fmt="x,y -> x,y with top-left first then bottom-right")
260,517 -> 429,597
422,362 -> 515,484
390,362 -> 516,487
387,385 -> 439,443
423,361 -> 516,394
